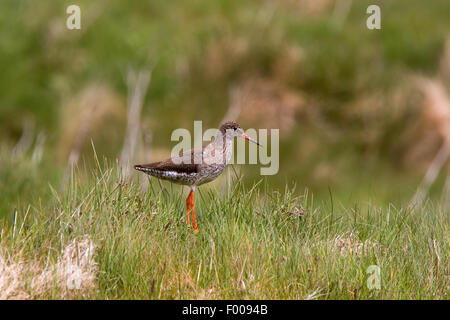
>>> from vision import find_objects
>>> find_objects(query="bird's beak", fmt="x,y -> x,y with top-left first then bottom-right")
241,133 -> 262,147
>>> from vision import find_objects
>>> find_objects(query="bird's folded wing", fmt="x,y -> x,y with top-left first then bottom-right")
135,148 -> 203,174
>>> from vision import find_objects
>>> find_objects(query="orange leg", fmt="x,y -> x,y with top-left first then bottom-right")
189,189 -> 199,233
185,193 -> 191,225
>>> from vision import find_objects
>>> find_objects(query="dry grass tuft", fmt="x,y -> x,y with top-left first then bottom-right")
0,236 -> 97,299
0,253 -> 30,299
399,77 -> 450,169
32,235 -> 98,297
419,78 -> 450,139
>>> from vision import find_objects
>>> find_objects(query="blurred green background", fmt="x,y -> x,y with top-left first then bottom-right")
1,0 -> 450,220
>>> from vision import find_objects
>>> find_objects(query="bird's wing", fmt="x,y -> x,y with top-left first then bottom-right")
134,147 -> 205,174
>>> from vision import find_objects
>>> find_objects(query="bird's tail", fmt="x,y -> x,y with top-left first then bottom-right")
134,165 -> 149,172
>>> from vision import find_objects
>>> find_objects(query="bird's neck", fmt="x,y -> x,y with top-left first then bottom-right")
206,133 -> 234,165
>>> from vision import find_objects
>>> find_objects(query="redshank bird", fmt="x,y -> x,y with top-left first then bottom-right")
134,121 -> 260,233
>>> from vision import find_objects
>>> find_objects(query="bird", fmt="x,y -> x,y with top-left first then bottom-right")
134,121 -> 261,233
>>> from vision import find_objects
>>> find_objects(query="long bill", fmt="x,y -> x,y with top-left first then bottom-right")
241,133 -> 262,147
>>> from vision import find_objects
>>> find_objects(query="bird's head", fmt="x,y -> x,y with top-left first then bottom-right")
219,121 -> 261,146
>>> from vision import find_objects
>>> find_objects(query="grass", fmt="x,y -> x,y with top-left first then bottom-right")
1,159 -> 448,299
0,0 -> 449,299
